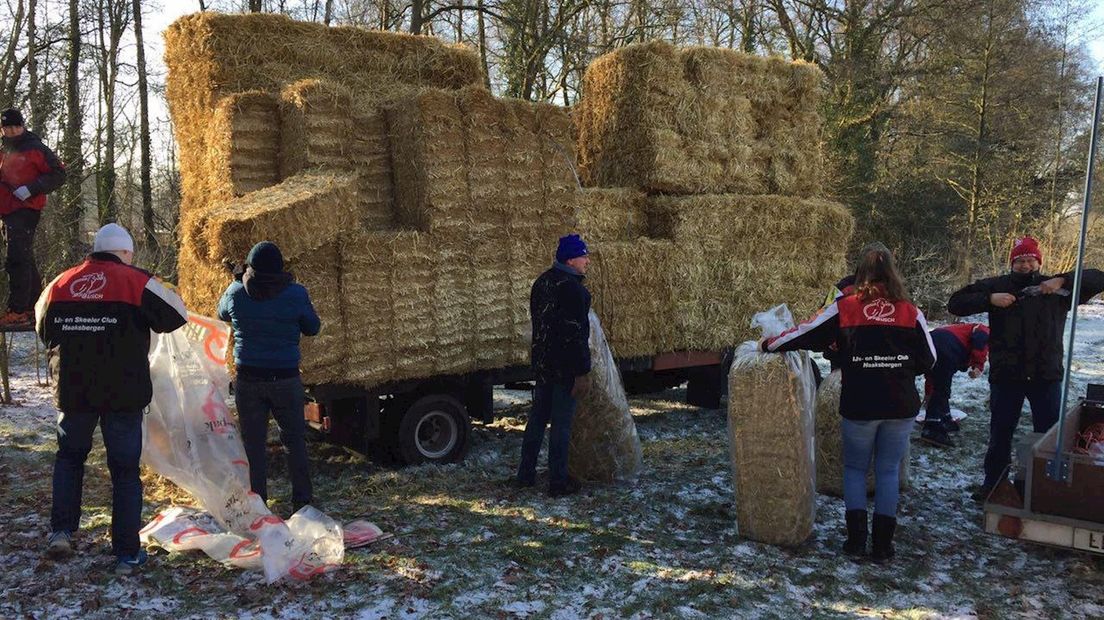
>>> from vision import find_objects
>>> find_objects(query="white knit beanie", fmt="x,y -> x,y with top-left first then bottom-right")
93,223 -> 134,253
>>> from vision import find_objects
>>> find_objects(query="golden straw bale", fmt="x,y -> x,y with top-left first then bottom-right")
815,370 -> 911,497
575,188 -> 648,242
177,241 -> 232,318
644,194 -> 853,352
727,343 -> 817,546
219,91 -> 280,196
341,231 -> 396,362
587,240 -> 677,358
287,242 -> 346,385
279,79 -> 354,178
164,12 -> 482,225
201,172 -> 359,264
575,40 -> 823,196
569,311 -> 643,483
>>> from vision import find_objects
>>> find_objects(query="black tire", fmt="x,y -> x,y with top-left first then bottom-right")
394,394 -> 471,465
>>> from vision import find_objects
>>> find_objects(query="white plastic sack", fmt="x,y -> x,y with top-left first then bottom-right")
568,310 -> 643,483
141,314 -> 343,583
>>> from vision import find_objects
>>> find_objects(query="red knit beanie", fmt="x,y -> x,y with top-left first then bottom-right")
1010,236 -> 1042,265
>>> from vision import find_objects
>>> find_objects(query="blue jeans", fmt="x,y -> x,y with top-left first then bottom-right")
51,410 -> 144,557
235,375 -> 312,507
517,380 -> 577,487
983,380 -> 1060,489
841,417 -> 913,516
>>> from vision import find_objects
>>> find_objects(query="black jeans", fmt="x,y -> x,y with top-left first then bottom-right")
924,331 -> 964,429
517,380 -> 577,487
51,410 -> 144,557
234,375 -> 312,507
983,380 -> 1060,488
2,207 -> 41,312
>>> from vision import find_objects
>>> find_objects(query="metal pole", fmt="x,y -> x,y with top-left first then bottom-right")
1047,76 -> 1103,482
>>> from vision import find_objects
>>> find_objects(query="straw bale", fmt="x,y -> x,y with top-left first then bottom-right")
575,40 -> 823,196
569,311 -> 643,483
815,370 -> 911,497
219,91 -> 280,196
644,194 -> 853,352
164,12 -> 482,226
727,344 -> 816,546
386,88 -> 467,232
575,188 -> 648,242
587,240 -> 677,358
201,172 -> 359,264
287,242 -> 346,385
341,232 -> 396,362
278,79 -> 354,178
176,240 -> 232,319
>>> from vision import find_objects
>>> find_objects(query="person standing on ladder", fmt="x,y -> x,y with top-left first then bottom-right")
948,236 -> 1104,500
0,108 -> 65,328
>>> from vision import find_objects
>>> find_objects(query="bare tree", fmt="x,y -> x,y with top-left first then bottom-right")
132,0 -> 153,253
60,0 -> 83,262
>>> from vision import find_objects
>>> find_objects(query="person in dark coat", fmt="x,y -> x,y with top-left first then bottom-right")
516,233 -> 592,497
37,223 -> 188,574
217,241 -> 321,513
763,243 -> 936,562
948,236 -> 1104,499
0,108 -> 65,328
919,323 -> 989,449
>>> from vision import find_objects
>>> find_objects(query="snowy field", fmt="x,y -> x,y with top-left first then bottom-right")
1,303 -> 1104,618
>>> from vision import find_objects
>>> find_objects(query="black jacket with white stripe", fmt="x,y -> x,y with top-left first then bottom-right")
36,253 -> 188,413
764,288 -> 936,421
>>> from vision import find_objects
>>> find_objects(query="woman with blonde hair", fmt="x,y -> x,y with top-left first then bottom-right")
762,243 -> 935,561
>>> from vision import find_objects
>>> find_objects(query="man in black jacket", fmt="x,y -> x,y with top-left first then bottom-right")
948,236 -> 1104,499
516,234 -> 592,497
35,223 -> 188,574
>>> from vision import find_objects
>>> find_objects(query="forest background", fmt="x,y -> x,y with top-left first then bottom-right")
3,0 -> 1103,313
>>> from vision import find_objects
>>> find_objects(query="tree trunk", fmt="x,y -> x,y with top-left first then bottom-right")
61,0 -> 83,263
249,0 -> 262,12
26,0 -> 37,131
410,0 -> 424,34
133,0 -> 154,252
741,0 -> 756,53
477,0 -> 491,89
324,0 -> 334,24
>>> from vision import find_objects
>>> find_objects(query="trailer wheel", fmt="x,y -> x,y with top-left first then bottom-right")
395,394 -> 471,465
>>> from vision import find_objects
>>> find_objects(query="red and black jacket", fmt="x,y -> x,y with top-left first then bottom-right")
764,289 -> 936,421
35,253 -> 188,414
937,322 -> 990,373
0,130 -> 65,216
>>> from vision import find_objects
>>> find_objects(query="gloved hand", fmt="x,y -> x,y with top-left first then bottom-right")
13,186 -> 31,201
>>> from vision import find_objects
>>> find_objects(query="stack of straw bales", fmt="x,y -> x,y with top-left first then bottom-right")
575,40 -> 823,196
726,343 -> 817,546
574,41 -> 852,360
815,370 -> 910,496
568,311 -> 643,483
167,13 -> 574,387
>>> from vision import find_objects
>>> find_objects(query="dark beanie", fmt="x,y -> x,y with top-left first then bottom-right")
246,241 -> 284,274
556,234 -> 588,263
1,108 -> 24,127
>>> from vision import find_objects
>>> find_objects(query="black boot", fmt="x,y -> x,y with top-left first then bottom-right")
843,509 -> 868,557
871,513 -> 897,562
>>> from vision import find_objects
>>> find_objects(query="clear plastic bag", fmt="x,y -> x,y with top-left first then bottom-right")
726,304 -> 817,546
141,316 -> 343,583
568,310 -> 643,483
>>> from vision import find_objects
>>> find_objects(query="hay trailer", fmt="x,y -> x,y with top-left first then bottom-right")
983,384 -> 1104,556
303,350 -> 731,466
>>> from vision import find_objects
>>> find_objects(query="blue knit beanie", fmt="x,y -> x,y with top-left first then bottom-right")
555,234 -> 588,263
246,241 -> 284,273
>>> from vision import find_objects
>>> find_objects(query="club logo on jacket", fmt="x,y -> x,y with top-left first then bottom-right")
69,272 -> 107,300
862,299 -> 896,323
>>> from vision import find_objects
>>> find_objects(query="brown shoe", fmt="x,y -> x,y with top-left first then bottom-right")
0,310 -> 32,328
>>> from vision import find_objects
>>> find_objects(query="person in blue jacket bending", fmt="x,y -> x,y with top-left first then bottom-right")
218,241 -> 321,513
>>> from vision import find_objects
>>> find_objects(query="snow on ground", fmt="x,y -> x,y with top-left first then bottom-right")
0,304 -> 1103,618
